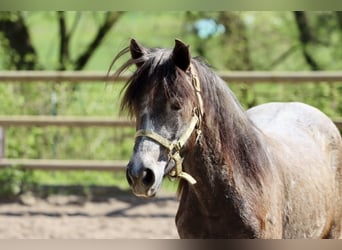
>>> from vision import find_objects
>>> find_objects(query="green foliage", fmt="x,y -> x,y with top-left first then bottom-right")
0,167 -> 35,199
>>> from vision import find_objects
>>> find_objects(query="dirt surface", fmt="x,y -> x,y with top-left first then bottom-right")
0,190 -> 179,239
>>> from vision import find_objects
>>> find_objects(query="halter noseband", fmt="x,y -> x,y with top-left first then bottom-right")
134,64 -> 204,185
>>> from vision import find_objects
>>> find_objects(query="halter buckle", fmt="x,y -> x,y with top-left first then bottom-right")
169,141 -> 181,157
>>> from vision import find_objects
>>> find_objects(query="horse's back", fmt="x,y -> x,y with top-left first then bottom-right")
247,102 -> 341,158
247,102 -> 339,140
247,102 -> 342,238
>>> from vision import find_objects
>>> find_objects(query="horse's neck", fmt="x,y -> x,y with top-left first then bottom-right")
182,79 -> 270,219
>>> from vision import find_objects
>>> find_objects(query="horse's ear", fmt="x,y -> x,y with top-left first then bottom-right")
172,39 -> 191,71
130,38 -> 147,67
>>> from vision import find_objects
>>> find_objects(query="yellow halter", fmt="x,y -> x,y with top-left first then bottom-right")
134,65 -> 204,185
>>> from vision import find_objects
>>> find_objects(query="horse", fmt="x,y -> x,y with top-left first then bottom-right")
111,38 -> 342,238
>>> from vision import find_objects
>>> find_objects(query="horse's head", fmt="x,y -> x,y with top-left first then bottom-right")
119,39 -> 203,197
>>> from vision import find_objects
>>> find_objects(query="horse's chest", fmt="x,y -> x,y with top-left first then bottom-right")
175,201 -> 256,238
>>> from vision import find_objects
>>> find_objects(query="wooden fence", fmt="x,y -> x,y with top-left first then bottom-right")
2,70 -> 342,83
0,116 -> 135,171
0,71 -> 342,172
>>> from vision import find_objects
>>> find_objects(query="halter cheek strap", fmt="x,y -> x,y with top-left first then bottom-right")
134,64 -> 203,185
135,113 -> 199,185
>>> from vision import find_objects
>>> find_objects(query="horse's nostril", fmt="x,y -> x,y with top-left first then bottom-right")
142,168 -> 155,187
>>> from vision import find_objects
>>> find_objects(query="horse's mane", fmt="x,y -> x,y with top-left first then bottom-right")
177,59 -> 270,197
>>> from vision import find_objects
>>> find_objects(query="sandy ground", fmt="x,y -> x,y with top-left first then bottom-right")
0,190 -> 179,239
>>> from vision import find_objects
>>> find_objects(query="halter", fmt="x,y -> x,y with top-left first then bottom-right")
134,64 -> 204,185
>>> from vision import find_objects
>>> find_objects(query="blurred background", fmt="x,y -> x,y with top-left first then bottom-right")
0,11 -> 341,238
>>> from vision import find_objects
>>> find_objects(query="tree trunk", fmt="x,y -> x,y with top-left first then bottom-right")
217,12 -> 253,71
336,11 -> 342,31
74,12 -> 123,70
57,11 -> 69,70
293,11 -> 320,70
0,12 -> 38,70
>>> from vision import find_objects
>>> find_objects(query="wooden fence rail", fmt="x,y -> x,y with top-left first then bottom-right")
1,70 -> 342,83
0,159 -> 127,171
0,115 -> 340,129
0,116 -> 134,128
0,71 -> 342,172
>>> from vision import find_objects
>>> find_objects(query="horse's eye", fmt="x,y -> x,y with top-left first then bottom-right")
170,102 -> 182,111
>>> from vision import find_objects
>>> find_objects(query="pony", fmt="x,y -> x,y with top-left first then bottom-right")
112,38 -> 342,238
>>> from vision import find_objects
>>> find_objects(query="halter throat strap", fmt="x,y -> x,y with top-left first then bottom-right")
134,64 -> 203,185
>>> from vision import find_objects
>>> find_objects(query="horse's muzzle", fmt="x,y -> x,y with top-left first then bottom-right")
126,162 -> 156,197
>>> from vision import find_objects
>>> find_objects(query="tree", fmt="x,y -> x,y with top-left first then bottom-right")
184,11 -> 252,70
216,12 -> 252,70
57,11 -> 123,71
293,11 -> 321,71
0,12 -> 125,161
336,11 -> 342,31
0,11 -> 124,71
0,12 -> 38,70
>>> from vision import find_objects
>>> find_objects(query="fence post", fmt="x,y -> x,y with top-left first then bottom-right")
0,127 -> 4,159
